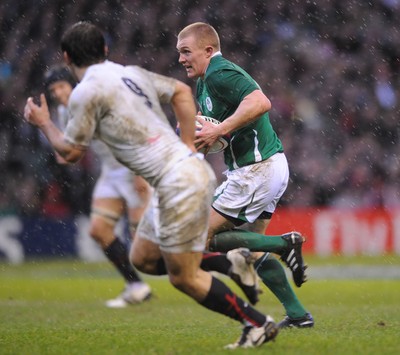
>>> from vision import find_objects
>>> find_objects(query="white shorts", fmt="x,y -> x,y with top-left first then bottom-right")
137,154 -> 216,253
213,152 -> 289,224
92,166 -> 141,208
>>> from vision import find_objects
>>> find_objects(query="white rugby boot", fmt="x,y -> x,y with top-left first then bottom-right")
105,282 -> 152,308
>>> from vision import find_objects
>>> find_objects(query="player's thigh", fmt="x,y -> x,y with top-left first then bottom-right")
90,198 -> 125,245
93,168 -> 135,215
131,198 -> 162,270
113,174 -> 151,228
243,218 -> 271,234
206,208 -> 236,247
127,204 -> 147,230
90,197 -> 125,231
157,156 -> 215,253
92,197 -> 125,215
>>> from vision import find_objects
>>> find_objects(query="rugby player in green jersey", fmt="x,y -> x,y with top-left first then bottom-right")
177,22 -> 314,332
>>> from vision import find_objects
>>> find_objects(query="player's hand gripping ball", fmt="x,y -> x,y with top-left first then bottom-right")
175,115 -> 229,154
194,115 -> 229,154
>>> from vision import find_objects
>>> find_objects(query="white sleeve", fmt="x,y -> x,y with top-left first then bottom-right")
134,66 -> 177,104
63,85 -> 97,148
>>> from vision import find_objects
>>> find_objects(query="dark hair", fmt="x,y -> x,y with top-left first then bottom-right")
44,65 -> 76,89
61,21 -> 106,67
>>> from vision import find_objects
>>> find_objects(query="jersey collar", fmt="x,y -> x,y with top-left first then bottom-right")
204,52 -> 222,79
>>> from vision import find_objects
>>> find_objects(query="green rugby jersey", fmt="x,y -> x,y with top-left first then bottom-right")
196,54 -> 283,170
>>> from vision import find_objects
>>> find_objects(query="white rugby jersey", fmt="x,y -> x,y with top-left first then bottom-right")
56,105 -> 69,128
58,100 -> 126,172
91,139 -> 129,173
64,61 -> 193,186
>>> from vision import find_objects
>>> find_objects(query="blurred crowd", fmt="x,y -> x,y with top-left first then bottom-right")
0,0 -> 399,217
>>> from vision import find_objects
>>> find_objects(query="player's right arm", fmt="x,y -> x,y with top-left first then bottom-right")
218,89 -> 271,135
170,80 -> 197,152
24,94 -> 85,163
207,70 -> 271,136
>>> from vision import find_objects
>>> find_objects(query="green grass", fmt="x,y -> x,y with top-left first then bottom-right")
0,257 -> 399,355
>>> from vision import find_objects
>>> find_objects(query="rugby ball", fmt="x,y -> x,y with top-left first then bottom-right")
195,115 -> 229,154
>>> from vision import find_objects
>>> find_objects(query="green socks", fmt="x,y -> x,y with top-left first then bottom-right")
255,253 -> 307,318
208,229 -> 308,318
209,229 -> 286,254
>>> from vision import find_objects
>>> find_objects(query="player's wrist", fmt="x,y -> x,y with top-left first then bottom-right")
37,116 -> 52,129
218,122 -> 231,136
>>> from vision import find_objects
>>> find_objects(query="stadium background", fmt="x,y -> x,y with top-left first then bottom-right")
0,0 -> 399,261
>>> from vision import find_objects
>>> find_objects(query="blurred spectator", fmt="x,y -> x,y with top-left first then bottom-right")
0,0 -> 399,215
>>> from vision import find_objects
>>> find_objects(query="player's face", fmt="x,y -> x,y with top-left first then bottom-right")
48,81 -> 73,107
177,35 -> 210,79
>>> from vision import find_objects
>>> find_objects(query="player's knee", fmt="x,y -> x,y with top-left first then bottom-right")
168,273 -> 196,295
89,222 -> 107,243
89,225 -> 100,242
131,258 -> 146,273
205,227 -> 218,249
131,252 -> 161,275
168,274 -> 186,292
206,234 -> 214,250
131,236 -> 164,275
89,209 -> 119,243
130,251 -> 146,272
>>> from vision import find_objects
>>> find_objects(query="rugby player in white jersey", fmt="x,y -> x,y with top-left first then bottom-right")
44,65 -> 152,308
24,22 -> 279,349
45,66 -> 263,308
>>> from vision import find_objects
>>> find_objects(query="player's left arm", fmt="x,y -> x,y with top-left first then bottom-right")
24,93 -> 85,163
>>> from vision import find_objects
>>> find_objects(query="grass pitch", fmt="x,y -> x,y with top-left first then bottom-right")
0,256 -> 399,355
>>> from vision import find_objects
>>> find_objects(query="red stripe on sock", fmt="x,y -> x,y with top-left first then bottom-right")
225,293 -> 263,327
202,252 -> 222,259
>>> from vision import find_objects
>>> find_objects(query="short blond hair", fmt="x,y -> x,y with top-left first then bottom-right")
178,22 -> 220,51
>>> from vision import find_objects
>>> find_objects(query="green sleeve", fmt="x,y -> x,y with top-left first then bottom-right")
207,69 -> 259,106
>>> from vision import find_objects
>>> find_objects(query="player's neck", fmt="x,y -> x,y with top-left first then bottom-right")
70,65 -> 88,83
